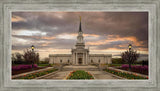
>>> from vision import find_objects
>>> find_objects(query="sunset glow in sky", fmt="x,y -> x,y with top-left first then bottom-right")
12,12 -> 148,60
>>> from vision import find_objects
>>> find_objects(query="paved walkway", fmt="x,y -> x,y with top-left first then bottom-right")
38,65 -> 122,80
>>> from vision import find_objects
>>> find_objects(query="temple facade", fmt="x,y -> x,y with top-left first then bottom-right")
49,18 -> 112,65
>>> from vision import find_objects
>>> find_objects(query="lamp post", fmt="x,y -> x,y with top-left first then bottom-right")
31,45 -> 35,70
128,44 -> 132,71
128,44 -> 132,51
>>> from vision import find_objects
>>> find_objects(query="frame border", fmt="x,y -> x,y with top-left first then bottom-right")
0,0 -> 160,91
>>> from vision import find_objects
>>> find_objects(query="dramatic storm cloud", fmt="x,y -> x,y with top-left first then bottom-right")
12,12 -> 148,59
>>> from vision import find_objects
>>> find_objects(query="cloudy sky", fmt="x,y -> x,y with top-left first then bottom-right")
12,12 -> 148,59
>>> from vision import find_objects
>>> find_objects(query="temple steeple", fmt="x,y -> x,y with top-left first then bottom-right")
75,16 -> 85,49
79,16 -> 82,32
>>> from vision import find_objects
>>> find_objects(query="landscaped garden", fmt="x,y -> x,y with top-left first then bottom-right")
120,64 -> 148,75
66,70 -> 94,80
103,47 -> 149,79
104,68 -> 148,79
107,64 -> 148,75
12,64 -> 38,71
13,68 -> 58,79
12,49 -> 54,75
12,64 -> 48,75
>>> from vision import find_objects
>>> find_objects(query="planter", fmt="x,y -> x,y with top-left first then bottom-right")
66,70 -> 94,80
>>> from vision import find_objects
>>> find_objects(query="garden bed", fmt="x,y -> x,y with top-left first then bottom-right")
120,65 -> 148,75
104,68 -> 148,79
13,68 -> 58,79
66,70 -> 94,80
12,67 -> 47,75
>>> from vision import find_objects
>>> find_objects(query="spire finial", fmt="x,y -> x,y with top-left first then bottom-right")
79,16 -> 82,32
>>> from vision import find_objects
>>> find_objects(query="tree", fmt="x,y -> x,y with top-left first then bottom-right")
12,52 -> 23,64
39,57 -> 49,64
23,49 -> 39,64
44,57 -> 49,64
11,53 -> 16,64
121,50 -> 140,70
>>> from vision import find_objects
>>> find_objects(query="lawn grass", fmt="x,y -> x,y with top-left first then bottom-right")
37,64 -> 50,67
107,64 -> 141,67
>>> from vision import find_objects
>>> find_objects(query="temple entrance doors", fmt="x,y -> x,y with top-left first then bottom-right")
78,58 -> 82,65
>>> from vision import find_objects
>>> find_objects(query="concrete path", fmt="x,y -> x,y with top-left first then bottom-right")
38,65 -> 122,80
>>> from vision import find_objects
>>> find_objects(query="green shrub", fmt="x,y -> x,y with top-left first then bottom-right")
112,58 -> 124,64
38,64 -> 50,67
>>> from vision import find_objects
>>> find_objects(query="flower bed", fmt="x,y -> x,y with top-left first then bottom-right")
121,65 -> 148,75
12,64 -> 38,71
13,68 -> 58,79
66,70 -> 94,80
104,68 -> 148,79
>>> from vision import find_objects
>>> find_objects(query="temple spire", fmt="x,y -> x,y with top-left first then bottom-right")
79,16 -> 82,32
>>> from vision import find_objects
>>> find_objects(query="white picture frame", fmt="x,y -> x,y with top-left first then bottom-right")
0,0 -> 159,91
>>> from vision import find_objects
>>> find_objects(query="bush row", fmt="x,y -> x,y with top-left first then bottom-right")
12,64 -> 38,71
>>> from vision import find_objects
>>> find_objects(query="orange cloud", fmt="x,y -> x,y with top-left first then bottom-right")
86,41 -> 106,45
41,36 -> 56,40
41,42 -> 52,46
70,33 -> 99,37
12,16 -> 26,22
83,34 -> 99,37
86,35 -> 144,47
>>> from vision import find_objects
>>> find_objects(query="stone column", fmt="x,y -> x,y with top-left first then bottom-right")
104,56 -> 106,64
76,52 -> 78,65
75,53 -> 76,65
83,53 -> 85,65
107,57 -> 109,64
72,53 -> 74,65
86,52 -> 88,65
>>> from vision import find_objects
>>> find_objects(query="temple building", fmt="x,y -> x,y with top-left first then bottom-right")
49,17 -> 112,65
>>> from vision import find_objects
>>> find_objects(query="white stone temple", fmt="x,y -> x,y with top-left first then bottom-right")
49,17 -> 112,65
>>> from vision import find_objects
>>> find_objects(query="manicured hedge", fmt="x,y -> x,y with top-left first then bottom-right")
12,64 -> 38,71
38,64 -> 51,67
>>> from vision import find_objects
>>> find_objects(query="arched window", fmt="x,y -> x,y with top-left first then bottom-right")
68,60 -> 70,63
